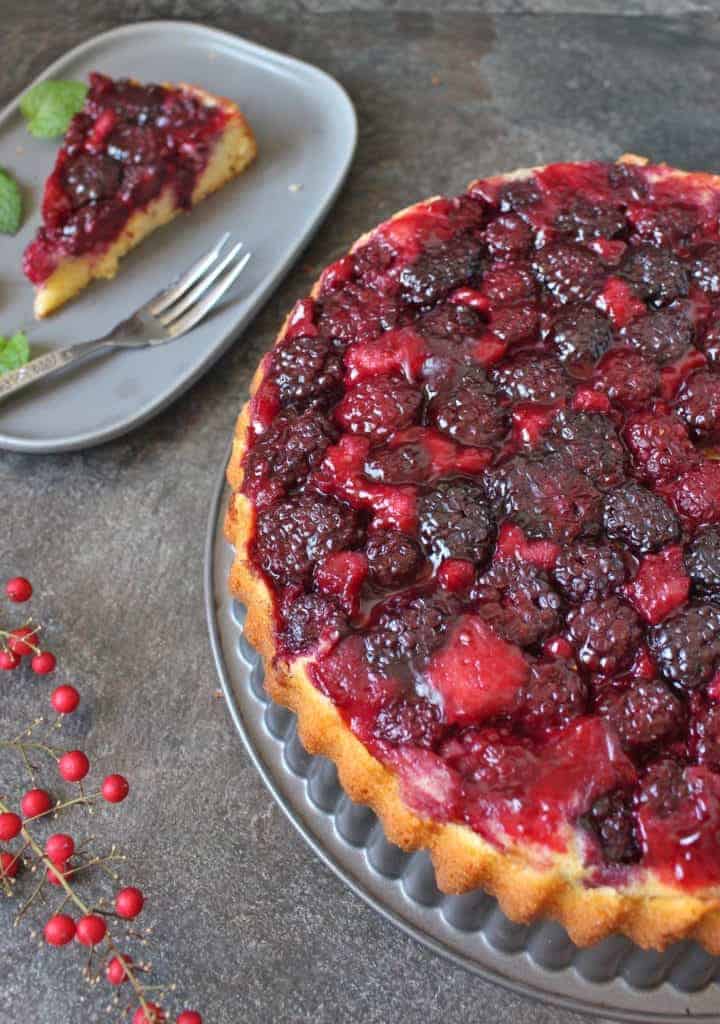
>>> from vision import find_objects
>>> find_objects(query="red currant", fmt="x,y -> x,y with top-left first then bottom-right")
46,862 -> 69,886
106,954 -> 132,985
0,851 -> 20,879
102,774 -> 129,804
177,1013 -> 203,1024
0,648 -> 20,670
20,788 -> 52,819
31,651 -> 56,675
132,1004 -> 166,1024
0,812 -> 22,841
45,914 -> 76,946
58,750 -> 89,782
5,577 -> 32,602
76,913 -> 107,946
45,833 -> 74,864
115,886 -> 144,919
51,684 -> 80,714
8,626 -> 39,657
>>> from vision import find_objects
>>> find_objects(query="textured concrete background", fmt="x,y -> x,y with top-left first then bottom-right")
1,2 -> 718,1022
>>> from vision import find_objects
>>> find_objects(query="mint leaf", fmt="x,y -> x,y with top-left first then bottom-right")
0,169 -> 22,234
20,80 -> 87,138
0,332 -> 30,374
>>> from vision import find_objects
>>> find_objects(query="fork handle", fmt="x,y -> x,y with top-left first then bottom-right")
0,338 -> 114,403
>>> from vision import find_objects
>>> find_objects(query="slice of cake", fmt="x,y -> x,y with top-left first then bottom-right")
23,72 -> 257,317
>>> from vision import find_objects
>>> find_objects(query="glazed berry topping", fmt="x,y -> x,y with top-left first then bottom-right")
239,160 -> 720,889
553,541 -> 627,603
602,482 -> 679,554
418,481 -> 495,566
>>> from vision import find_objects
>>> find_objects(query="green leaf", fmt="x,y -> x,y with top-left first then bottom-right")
20,79 -> 87,138
0,331 -> 30,374
0,169 -> 22,234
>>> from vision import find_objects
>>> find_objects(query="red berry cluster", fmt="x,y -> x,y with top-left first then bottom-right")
0,576 -> 202,1024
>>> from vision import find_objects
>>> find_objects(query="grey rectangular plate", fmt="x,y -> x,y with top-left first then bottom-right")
0,20 -> 356,453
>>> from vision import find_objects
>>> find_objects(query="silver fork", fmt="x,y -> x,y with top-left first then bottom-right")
0,233 -> 251,403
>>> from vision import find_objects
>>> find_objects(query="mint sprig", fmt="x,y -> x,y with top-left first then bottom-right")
20,79 -> 87,138
0,169 -> 22,234
0,331 -> 30,375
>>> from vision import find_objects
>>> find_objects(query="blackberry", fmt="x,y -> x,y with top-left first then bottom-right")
676,368 -> 720,441
684,527 -> 720,601
602,482 -> 679,554
608,162 -> 648,200
416,301 -> 484,341
566,595 -> 642,674
690,242 -> 720,295
689,702 -> 720,770
543,411 -> 626,489
548,306 -> 612,364
584,790 -> 640,865
364,440 -> 432,485
399,230 -> 483,304
271,334 -> 343,409
490,303 -> 539,345
633,204 -> 698,247
62,154 -> 121,206
471,560 -> 562,647
254,493 -> 359,585
595,349 -> 660,409
366,530 -> 423,588
365,592 -> 459,670
481,264 -> 536,304
485,214 -> 532,258
622,411 -> 699,484
373,696 -> 444,749
619,307 -> 693,365
498,178 -> 542,212
485,453 -> 601,543
648,604 -> 720,691
317,283 -> 400,346
335,376 -> 422,440
532,242 -> 602,304
244,410 -> 335,495
553,541 -> 627,603
595,680 -> 683,752
428,366 -> 508,447
517,659 -> 587,737
637,758 -> 689,817
554,198 -> 627,242
418,481 -> 495,566
489,352 -> 571,403
280,593 -> 347,655
620,245 -> 688,306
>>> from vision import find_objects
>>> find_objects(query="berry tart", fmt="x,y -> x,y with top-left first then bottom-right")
23,73 -> 256,317
225,155 -> 720,951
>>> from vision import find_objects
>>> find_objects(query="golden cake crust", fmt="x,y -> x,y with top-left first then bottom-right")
224,154 -> 720,952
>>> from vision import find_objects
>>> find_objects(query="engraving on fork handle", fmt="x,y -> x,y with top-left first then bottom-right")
0,342 -> 108,402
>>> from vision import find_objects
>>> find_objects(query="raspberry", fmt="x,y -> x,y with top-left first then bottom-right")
625,308 -> 694,367
485,214 -> 532,257
244,411 -> 335,498
418,481 -> 495,566
365,530 -> 422,588
399,230 -> 483,304
489,352 -> 570,403
317,283 -> 399,345
594,349 -> 660,408
335,376 -> 421,440
676,368 -> 720,441
280,593 -> 346,654
690,242 -> 720,294
532,242 -> 602,303
542,410 -> 626,489
364,592 -> 459,670
663,461 -> 720,528
428,366 -> 508,447
254,493 -> 358,585
622,411 -> 699,483
595,679 -> 683,751
548,306 -> 612,364
689,701 -> 720,769
373,696 -> 443,748
485,453 -> 601,543
554,197 -> 626,241
471,560 -> 561,647
271,334 -> 343,409
620,245 -> 688,306
602,482 -> 679,554
584,790 -> 640,864
553,541 -> 627,603
685,527 -> 720,601
516,660 -> 587,737
648,604 -> 720,690
566,595 -> 642,673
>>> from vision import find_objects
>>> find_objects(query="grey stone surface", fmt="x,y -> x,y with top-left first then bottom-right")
1,3 -> 718,1022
